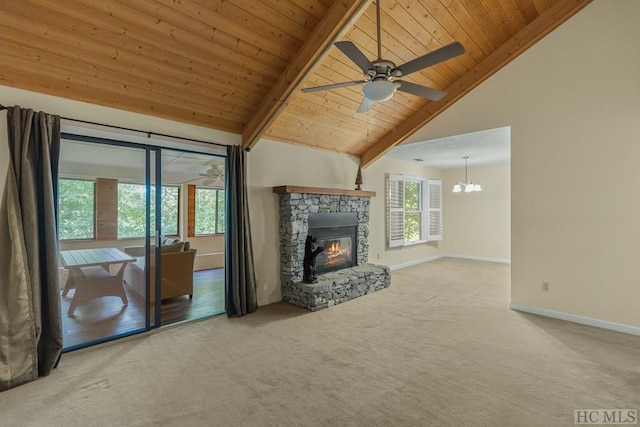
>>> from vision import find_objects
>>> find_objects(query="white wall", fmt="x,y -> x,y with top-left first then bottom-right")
248,139 -> 443,305
365,156 -> 443,268
442,163 -> 510,262
399,0 -> 640,327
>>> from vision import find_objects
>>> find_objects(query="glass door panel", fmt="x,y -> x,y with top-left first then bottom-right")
158,149 -> 226,326
58,138 -> 153,350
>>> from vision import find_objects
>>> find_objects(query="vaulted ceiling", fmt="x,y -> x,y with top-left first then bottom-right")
0,0 -> 591,167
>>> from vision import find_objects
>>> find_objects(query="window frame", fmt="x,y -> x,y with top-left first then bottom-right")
403,177 -> 424,244
194,186 -> 226,236
386,174 -> 442,248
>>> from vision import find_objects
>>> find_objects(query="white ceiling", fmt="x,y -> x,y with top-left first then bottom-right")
59,139 -> 225,185
386,126 -> 511,170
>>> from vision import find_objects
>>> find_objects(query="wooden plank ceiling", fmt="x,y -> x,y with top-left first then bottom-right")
0,0 -> 592,167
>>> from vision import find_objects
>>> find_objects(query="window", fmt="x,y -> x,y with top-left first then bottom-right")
58,178 -> 95,240
386,174 -> 442,247
117,183 -> 179,238
404,180 -> 423,243
195,188 -> 225,235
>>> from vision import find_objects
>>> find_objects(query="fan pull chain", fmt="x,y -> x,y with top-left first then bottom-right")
366,109 -> 370,140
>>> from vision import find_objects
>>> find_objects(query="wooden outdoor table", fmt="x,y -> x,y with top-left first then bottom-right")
60,248 -> 136,316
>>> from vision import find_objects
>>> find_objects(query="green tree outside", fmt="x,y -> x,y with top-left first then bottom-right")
404,181 -> 422,242
195,188 -> 225,235
58,179 -> 223,240
58,179 -> 95,240
118,183 -> 179,238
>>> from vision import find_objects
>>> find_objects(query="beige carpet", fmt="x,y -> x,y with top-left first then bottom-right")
2,258 -> 639,426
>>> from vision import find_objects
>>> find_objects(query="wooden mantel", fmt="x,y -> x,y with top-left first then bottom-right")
272,185 -> 376,197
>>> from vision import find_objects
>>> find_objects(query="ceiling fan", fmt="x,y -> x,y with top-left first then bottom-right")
199,161 -> 224,186
301,0 -> 465,113
181,160 -> 225,186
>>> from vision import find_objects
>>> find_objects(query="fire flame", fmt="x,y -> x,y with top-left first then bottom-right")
322,239 -> 350,268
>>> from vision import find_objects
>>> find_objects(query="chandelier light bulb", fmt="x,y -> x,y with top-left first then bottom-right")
464,183 -> 474,192
453,183 -> 462,193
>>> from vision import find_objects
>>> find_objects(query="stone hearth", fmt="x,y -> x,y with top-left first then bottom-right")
274,185 -> 391,311
283,264 -> 391,311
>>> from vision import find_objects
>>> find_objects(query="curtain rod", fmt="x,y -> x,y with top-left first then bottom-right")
0,103 -> 245,151
61,117 -> 232,149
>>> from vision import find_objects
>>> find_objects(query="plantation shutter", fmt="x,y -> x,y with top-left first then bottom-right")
427,179 -> 442,241
386,174 -> 405,247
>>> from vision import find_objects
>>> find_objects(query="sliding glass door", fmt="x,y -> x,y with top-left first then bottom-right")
57,136 -> 226,351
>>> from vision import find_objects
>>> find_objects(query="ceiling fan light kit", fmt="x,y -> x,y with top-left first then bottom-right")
362,80 -> 397,102
453,156 -> 482,194
301,0 -> 465,113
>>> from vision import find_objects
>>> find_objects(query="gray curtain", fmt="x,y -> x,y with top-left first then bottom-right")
225,145 -> 257,317
0,106 -> 63,391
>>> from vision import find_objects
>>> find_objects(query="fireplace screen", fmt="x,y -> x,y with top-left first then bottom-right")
307,212 -> 358,275
315,237 -> 352,274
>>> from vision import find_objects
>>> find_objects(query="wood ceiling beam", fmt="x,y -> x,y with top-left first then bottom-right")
360,0 -> 593,168
242,0 -> 373,150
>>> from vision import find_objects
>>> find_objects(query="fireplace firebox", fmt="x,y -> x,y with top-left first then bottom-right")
308,213 -> 358,275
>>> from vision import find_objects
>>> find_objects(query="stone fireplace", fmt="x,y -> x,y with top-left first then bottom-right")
274,185 -> 391,311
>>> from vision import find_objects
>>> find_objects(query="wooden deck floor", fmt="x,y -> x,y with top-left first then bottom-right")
60,269 -> 225,350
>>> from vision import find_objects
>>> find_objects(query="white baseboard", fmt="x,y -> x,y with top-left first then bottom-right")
510,303 -> 640,336
389,253 -> 511,271
442,254 -> 511,264
389,254 -> 445,271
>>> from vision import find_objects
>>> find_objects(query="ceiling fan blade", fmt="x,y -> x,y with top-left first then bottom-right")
357,97 -> 373,113
392,42 -> 465,77
335,41 -> 374,73
301,80 -> 366,93
396,80 -> 447,101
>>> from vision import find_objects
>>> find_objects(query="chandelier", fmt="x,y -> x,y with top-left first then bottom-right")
452,156 -> 482,193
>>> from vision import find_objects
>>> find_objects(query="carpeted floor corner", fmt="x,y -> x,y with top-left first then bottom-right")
1,258 -> 639,426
